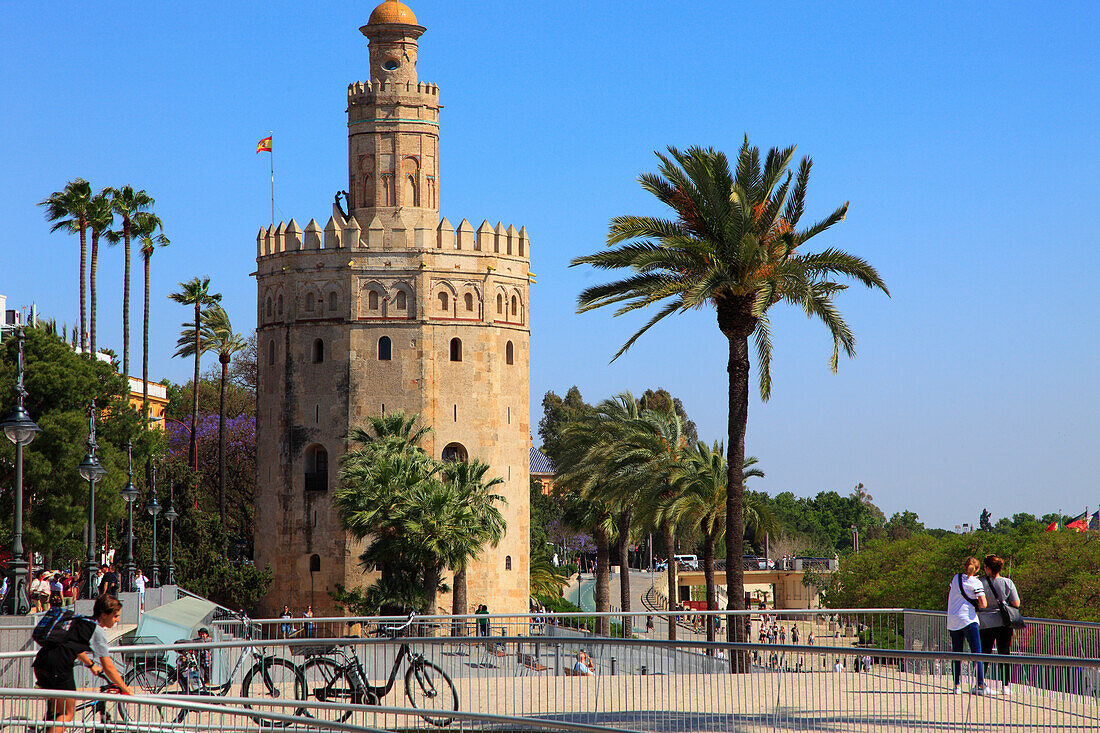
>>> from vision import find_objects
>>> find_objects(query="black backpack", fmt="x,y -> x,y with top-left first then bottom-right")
32,608 -> 93,649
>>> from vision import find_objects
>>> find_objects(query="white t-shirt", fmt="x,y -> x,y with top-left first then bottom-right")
134,574 -> 147,592
946,573 -> 985,631
89,623 -> 110,660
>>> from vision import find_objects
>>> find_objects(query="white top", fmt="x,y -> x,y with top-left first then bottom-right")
89,623 -> 110,660
134,574 -> 147,592
946,573 -> 986,631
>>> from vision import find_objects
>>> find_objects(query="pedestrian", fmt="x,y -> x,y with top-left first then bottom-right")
32,595 -> 132,733
792,625 -> 800,644
194,627 -> 213,682
30,571 -> 51,612
947,556 -> 988,695
808,631 -> 815,646
475,604 -> 490,637
100,564 -> 119,598
978,554 -> 1022,695
779,626 -> 786,644
134,569 -> 147,612
280,605 -> 293,637
304,606 -> 315,638
573,651 -> 596,676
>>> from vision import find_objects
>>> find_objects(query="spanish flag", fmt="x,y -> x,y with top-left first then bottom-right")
256,135 -> 272,154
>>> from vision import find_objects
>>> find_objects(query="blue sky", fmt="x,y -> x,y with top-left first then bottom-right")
2,1 -> 1097,529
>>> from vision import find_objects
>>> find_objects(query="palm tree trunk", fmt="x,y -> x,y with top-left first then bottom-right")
618,508 -> 631,638
219,356 -> 229,539
703,527 -> 717,648
451,565 -> 467,636
664,524 -> 677,641
79,224 -> 87,351
142,254 -> 150,430
122,228 -> 130,377
594,527 -> 610,637
424,563 -> 440,618
721,316 -> 752,670
89,232 -> 99,355
189,302 -> 200,471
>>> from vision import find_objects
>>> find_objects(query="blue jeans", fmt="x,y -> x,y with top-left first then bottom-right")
950,622 -> 983,687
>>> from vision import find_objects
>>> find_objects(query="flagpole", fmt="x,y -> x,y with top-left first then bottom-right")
269,130 -> 275,230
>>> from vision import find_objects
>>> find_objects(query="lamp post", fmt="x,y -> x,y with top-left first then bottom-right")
78,403 -> 107,600
145,462 -> 161,588
119,441 -> 139,593
1,325 -> 41,615
164,479 -> 178,586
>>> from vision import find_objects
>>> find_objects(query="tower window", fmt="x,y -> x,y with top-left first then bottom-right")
505,556 -> 512,571
277,295 -> 284,316
396,290 -> 407,310
313,339 -> 325,364
438,292 -> 449,312
511,295 -> 518,317
378,336 -> 391,361
506,341 -> 514,365
328,292 -> 338,311
496,294 -> 503,315
368,290 -> 379,311
305,293 -> 315,312
305,445 -> 328,492
268,340 -> 275,366
383,58 -> 400,71
266,297 -> 273,319
441,443 -> 468,463
450,337 -> 462,362
464,293 -> 474,312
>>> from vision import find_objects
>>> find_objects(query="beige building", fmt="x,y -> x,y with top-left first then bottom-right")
254,0 -> 531,617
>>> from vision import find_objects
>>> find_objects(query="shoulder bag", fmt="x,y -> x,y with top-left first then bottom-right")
992,578 -> 1026,629
957,574 -> 983,610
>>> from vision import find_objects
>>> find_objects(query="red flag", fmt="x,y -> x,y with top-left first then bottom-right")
1045,521 -> 1059,532
256,135 -> 272,154
1066,511 -> 1088,532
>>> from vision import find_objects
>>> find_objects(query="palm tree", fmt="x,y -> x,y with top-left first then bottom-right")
559,490 -> 616,636
169,277 -> 222,470
86,191 -> 114,357
669,443 -> 769,644
39,179 -> 93,350
346,411 -> 432,460
441,460 -> 506,622
134,213 -> 168,429
105,186 -> 155,377
572,140 -> 889,644
176,304 -> 245,535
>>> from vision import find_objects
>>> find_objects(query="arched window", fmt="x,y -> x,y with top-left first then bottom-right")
505,556 -> 512,571
277,295 -> 284,316
266,298 -> 273,318
450,337 -> 462,362
438,292 -> 449,312
328,292 -> 338,311
506,341 -> 514,365
305,293 -> 315,312
496,294 -> 503,314
268,340 -> 275,366
305,445 -> 328,491
378,336 -> 391,361
511,295 -> 518,317
464,293 -> 474,312
368,290 -> 379,311
310,554 -> 321,573
441,443 -> 468,463
312,339 -> 324,364
396,290 -> 407,310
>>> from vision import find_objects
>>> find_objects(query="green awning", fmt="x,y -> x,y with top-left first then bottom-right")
134,596 -> 217,645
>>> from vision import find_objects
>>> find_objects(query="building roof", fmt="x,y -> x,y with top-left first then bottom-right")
530,447 -> 554,475
368,0 -> 417,25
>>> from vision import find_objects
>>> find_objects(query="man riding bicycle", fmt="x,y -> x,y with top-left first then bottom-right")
33,595 -> 132,733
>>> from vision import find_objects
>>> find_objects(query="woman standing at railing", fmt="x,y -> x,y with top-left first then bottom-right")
978,554 -> 1021,695
946,556 -> 988,695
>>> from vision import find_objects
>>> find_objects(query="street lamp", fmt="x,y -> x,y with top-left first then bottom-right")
78,403 -> 108,600
119,441 -> 139,593
164,479 -> 178,586
1,325 -> 41,615
145,462 -> 161,588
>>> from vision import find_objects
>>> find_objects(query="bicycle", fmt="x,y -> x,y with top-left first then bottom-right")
13,677 -> 126,733
300,613 -> 458,727
122,609 -> 306,723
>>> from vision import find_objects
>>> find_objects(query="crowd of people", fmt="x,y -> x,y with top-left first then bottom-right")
2,563 -> 152,613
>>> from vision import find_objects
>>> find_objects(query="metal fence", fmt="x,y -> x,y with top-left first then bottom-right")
2,610 -> 1099,731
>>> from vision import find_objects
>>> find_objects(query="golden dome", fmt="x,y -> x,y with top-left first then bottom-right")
368,0 -> 417,25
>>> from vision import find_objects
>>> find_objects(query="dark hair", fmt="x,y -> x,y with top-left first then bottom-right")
93,594 -> 123,618
198,627 -> 210,636
983,554 -> 1004,574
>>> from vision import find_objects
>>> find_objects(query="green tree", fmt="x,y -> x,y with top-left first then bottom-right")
442,459 -> 506,619
571,141 -> 889,646
134,213 -> 168,428
39,178 -> 93,350
169,277 -> 222,470
86,191 -> 115,356
537,386 -> 592,465
638,388 -> 698,444
105,186 -> 156,378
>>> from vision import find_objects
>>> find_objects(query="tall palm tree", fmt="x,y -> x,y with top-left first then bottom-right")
105,186 -> 155,377
572,140 -> 889,645
134,213 -> 168,429
169,277 -> 222,470
176,304 -> 245,534
346,411 -> 432,460
559,490 -> 616,636
39,179 -> 93,350
86,191 -> 114,357
441,460 -> 506,621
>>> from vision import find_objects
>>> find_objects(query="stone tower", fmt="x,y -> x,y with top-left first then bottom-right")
254,0 -> 531,617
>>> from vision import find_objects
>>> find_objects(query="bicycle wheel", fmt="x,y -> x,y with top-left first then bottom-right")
241,657 -> 307,723
301,656 -> 356,722
404,660 -> 458,727
121,664 -> 188,723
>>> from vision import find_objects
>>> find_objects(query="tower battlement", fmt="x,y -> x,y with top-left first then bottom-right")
347,79 -> 439,103
256,214 -> 530,260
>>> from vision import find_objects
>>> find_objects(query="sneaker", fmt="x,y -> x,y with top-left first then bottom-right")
1002,685 -> 1012,696
971,685 -> 985,695
982,685 -> 999,696
952,685 -> 961,695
